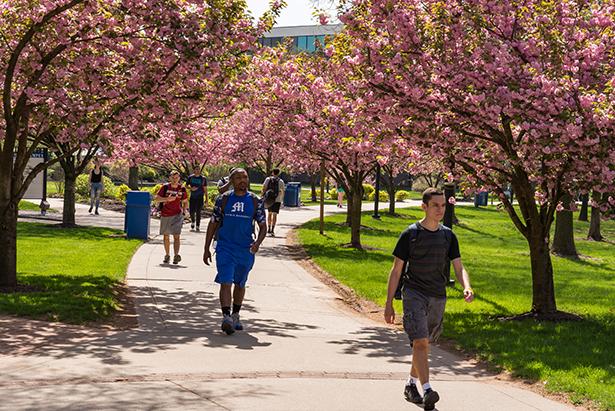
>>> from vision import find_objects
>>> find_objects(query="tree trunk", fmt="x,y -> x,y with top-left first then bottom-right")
578,194 -> 589,222
128,166 -> 139,190
62,172 -> 77,227
551,194 -> 577,257
388,185 -> 396,215
345,187 -> 352,225
588,192 -> 603,241
310,174 -> 317,202
349,188 -> 363,248
0,203 -> 18,286
528,231 -> 557,314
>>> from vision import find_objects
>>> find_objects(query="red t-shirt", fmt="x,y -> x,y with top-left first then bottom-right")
158,184 -> 187,217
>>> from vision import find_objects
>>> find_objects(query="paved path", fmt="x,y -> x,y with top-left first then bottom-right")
2,199 -> 578,410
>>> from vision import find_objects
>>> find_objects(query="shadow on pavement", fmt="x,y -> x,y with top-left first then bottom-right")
327,327 -> 495,379
0,284 -> 319,364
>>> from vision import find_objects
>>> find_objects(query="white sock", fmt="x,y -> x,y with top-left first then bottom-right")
406,375 -> 419,385
422,382 -> 432,392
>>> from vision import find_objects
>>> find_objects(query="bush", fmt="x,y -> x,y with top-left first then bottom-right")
138,165 -> 158,182
362,184 -> 374,200
149,184 -> 163,197
75,174 -> 90,197
116,184 -> 131,202
368,190 -> 389,202
76,174 -> 118,199
395,190 -> 411,202
102,176 -> 118,199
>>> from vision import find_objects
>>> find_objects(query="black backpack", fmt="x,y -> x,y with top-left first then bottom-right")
394,223 -> 453,300
264,176 -> 280,204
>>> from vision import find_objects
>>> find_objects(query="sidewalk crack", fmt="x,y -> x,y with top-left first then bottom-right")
166,379 -> 231,410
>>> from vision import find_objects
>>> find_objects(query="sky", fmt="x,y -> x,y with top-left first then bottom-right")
245,0 -> 339,27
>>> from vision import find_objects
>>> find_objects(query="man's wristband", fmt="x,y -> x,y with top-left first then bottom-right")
464,287 -> 474,293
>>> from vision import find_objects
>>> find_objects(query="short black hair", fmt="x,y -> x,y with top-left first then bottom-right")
422,187 -> 444,204
272,168 -> 280,176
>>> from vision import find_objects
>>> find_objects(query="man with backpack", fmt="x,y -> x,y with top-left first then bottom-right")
186,166 -> 208,232
261,168 -> 285,236
384,187 -> 474,410
155,171 -> 188,264
203,168 -> 267,335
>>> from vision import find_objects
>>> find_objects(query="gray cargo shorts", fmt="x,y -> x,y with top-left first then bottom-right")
159,213 -> 183,235
402,288 -> 446,343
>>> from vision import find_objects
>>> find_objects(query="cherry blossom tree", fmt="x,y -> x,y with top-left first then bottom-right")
342,0 -> 615,318
0,0 -> 282,286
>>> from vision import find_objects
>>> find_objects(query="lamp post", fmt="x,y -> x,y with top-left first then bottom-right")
372,163 -> 381,220
39,148 -> 50,216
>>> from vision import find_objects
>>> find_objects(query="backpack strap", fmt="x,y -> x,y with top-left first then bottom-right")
402,223 -> 420,277
218,192 -> 260,222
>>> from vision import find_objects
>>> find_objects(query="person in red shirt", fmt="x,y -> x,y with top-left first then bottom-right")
155,170 -> 188,264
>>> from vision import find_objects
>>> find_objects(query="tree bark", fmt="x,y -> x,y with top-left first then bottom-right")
349,187 -> 363,248
528,231 -> 557,314
588,192 -> 603,241
128,166 -> 139,190
578,194 -> 588,221
0,202 -> 18,286
387,185 -> 396,214
345,184 -> 352,226
310,174 -> 317,202
62,172 -> 77,227
551,194 -> 577,257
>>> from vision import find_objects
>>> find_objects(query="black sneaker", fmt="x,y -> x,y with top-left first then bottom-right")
190,224 -> 195,231
423,389 -> 439,411
163,255 -> 170,264
195,226 -> 200,232
88,207 -> 93,213
95,209 -> 99,215
173,254 -> 181,264
404,383 -> 423,404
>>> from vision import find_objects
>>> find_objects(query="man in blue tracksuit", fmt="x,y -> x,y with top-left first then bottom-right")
203,168 -> 267,335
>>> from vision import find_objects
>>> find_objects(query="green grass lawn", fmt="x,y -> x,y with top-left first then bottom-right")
0,222 -> 143,324
297,206 -> 615,410
47,180 -> 60,196
18,200 -> 41,212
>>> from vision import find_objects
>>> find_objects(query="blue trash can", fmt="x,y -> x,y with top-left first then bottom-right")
474,191 -> 488,207
124,191 -> 151,239
283,182 -> 301,207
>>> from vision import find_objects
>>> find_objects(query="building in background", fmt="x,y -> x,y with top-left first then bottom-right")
259,24 -> 343,52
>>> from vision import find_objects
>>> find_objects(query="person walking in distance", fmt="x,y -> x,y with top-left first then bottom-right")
336,181 -> 345,208
186,166 -> 208,232
203,168 -> 267,335
155,171 -> 188,264
89,158 -> 104,215
384,187 -> 474,410
261,168 -> 285,236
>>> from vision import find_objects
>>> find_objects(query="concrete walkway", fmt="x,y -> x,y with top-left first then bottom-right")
2,200 -> 578,410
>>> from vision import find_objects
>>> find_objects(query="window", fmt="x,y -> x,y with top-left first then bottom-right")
297,36 -> 308,50
307,35 -> 316,52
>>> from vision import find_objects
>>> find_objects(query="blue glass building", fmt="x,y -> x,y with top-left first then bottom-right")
259,24 -> 343,52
